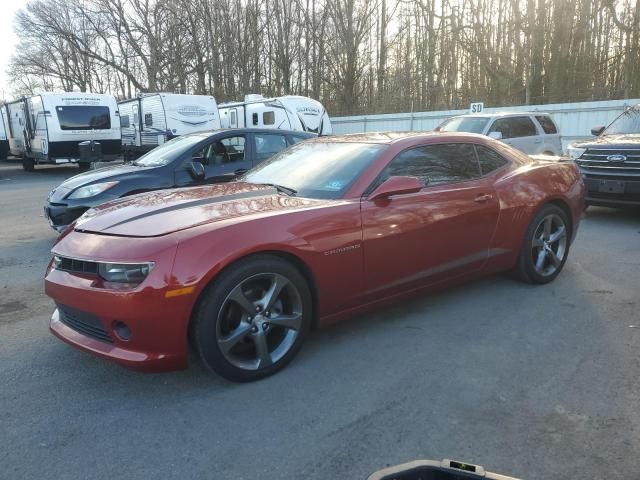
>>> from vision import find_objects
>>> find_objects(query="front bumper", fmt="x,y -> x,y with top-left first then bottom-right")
45,267 -> 193,373
44,202 -> 89,232
582,175 -> 640,206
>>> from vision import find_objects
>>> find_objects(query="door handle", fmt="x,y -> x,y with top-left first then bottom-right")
234,168 -> 247,176
474,194 -> 493,203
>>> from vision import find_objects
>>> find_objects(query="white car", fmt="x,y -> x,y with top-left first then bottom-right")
436,112 -> 563,156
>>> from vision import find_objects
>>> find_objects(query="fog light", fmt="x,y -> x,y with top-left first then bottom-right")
113,321 -> 131,341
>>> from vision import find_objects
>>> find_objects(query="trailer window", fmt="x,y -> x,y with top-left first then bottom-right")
120,115 -> 130,128
252,113 -> 259,126
145,113 -> 153,126
56,106 -> 111,130
263,111 -> 275,125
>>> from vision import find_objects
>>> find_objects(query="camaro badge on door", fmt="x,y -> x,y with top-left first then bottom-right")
324,244 -> 361,256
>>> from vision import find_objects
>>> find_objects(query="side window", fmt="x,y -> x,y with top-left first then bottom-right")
488,118 -> 511,138
230,110 -> 236,126
508,117 -> 537,137
255,134 -> 287,162
535,115 -> 558,134
120,115 -> 130,128
192,136 -> 246,166
475,145 -> 509,175
144,113 -> 153,127
252,113 -> 259,126
263,111 -> 275,125
379,143 -> 480,187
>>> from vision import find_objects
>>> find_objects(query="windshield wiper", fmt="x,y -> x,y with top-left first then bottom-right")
263,183 -> 297,196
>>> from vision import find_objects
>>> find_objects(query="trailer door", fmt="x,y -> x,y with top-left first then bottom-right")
133,103 -> 141,147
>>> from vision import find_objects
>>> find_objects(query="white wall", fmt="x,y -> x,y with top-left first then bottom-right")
331,99 -> 640,151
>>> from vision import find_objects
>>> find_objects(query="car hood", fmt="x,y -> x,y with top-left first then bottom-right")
73,182 -> 329,237
574,134 -> 640,148
59,164 -> 148,190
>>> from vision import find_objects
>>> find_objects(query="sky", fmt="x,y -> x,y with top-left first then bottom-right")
0,0 -> 28,101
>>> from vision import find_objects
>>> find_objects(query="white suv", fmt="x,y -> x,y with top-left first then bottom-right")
436,112 -> 563,155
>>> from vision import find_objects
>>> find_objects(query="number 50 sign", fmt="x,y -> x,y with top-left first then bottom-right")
470,102 -> 484,113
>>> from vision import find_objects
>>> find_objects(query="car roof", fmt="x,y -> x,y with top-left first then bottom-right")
450,111 -> 550,118
182,128 -> 316,138
303,131 -> 492,145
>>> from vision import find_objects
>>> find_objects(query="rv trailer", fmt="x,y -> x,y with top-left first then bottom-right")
119,93 -> 220,158
4,92 -> 121,171
219,95 -> 332,135
0,107 -> 8,160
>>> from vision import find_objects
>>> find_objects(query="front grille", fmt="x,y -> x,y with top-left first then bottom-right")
55,256 -> 98,275
577,148 -> 640,175
57,303 -> 113,343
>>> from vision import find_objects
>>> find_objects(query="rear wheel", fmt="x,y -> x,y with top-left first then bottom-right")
515,204 -> 570,284
193,255 -> 312,382
22,157 -> 35,172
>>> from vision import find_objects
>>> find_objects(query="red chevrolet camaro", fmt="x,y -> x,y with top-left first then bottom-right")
45,132 -> 585,381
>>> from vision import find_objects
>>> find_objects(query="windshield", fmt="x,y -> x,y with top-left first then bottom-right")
133,135 -> 205,167
438,116 -> 490,134
242,141 -> 385,199
603,106 -> 640,135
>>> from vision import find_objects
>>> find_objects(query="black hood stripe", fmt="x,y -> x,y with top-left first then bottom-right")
101,187 -> 278,230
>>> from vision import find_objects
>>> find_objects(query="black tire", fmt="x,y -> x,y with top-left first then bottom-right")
22,157 -> 35,172
515,204 -> 571,284
193,254 -> 313,382
78,162 -> 91,171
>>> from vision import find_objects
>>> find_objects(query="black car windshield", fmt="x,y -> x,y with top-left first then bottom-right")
603,106 -> 640,135
133,135 -> 206,167
242,141 -> 385,199
438,116 -> 490,134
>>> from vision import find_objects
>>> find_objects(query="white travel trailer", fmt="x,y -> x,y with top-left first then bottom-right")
0,107 -> 8,160
119,93 -> 221,157
4,92 -> 121,171
219,95 -> 332,135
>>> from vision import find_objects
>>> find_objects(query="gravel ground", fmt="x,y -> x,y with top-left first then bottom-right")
1,159 -> 639,480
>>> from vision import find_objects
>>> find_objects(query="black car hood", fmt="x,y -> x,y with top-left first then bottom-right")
574,134 -> 640,148
59,164 -> 147,190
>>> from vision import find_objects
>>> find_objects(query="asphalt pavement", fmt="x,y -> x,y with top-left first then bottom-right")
1,159 -> 639,480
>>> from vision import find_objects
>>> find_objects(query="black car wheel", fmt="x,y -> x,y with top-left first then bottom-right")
192,254 -> 312,382
515,204 -> 570,284
22,157 -> 35,172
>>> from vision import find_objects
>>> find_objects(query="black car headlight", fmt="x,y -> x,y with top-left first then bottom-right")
98,262 -> 155,285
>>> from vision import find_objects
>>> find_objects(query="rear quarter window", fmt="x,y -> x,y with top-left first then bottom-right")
475,145 -> 509,175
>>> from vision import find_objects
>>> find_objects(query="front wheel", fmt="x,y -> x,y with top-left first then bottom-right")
192,255 -> 312,382
515,204 -> 570,284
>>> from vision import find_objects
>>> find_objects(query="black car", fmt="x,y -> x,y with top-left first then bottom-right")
44,128 -> 314,231
569,104 -> 640,207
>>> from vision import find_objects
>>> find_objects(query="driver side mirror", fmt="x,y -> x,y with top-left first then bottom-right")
591,125 -> 605,136
368,176 -> 423,202
187,161 -> 205,181
488,131 -> 503,140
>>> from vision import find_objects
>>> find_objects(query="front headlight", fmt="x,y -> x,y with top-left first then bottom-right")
567,145 -> 586,160
68,181 -> 119,199
98,262 -> 155,285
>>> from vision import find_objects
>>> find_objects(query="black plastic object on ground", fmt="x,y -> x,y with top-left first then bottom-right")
367,459 -> 520,480
78,140 -> 102,164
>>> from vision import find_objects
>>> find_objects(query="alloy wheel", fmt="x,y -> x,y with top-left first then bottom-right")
530,213 -> 568,277
216,273 -> 303,370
